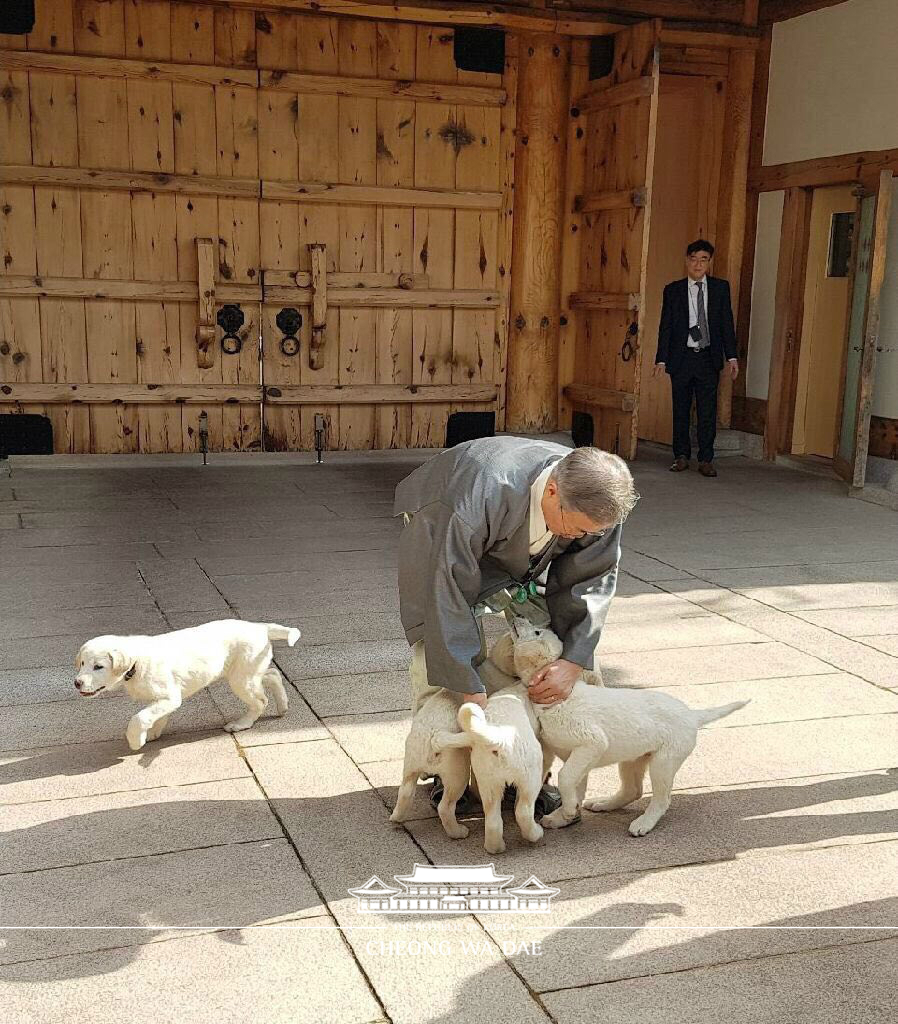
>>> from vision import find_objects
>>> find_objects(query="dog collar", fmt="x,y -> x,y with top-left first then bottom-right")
123,664 -> 137,681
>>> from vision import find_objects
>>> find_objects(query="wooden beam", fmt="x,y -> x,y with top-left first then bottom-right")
263,271 -> 429,290
659,28 -> 760,49
568,291 -> 641,311
0,49 -> 256,87
0,165 -> 501,211
262,180 -> 501,210
548,0 -> 746,22
263,384 -> 499,404
189,0 -> 616,34
734,25 -> 771,401
731,395 -> 767,435
852,171 -> 894,488
563,384 -> 637,412
195,240 -> 217,371
263,287 -> 501,308
0,384 -> 262,404
0,275 -> 260,303
506,33 -> 571,433
308,243 -> 327,372
764,187 -> 811,460
575,76 -> 654,115
759,0 -> 847,24
261,69 -> 506,108
574,188 -> 647,213
750,149 -> 898,192
661,59 -> 730,78
715,45 -> 756,427
0,165 -> 259,199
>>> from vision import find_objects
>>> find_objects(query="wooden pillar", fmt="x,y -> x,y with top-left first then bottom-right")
506,33 -> 570,433
715,46 -> 756,429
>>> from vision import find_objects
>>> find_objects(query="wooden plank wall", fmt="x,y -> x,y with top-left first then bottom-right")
0,0 -> 512,453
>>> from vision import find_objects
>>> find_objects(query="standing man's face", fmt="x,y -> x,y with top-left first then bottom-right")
685,250 -> 712,281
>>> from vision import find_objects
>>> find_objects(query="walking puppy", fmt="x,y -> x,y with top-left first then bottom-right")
75,620 -> 300,751
508,618 -> 748,836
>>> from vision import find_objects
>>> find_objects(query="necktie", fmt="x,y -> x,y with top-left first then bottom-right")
695,280 -> 711,351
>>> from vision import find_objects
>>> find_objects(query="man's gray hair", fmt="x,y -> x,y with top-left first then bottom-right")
551,447 -> 639,526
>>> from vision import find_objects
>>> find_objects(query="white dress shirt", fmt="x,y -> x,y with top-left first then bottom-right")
528,463 -> 557,555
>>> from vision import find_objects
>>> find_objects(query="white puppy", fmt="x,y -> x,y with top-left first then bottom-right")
392,637 -> 520,842
508,618 -> 748,836
437,687 -> 547,854
75,620 -> 300,751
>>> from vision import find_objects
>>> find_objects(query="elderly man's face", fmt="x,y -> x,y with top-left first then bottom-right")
685,249 -> 712,281
541,479 -> 612,540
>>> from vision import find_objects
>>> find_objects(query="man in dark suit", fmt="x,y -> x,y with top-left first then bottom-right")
654,239 -> 739,477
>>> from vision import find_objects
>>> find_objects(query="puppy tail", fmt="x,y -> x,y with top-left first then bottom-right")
693,699 -> 750,728
457,703 -> 510,751
267,624 -> 301,646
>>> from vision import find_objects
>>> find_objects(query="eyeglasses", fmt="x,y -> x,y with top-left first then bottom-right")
559,501 -> 607,539
687,255 -> 711,264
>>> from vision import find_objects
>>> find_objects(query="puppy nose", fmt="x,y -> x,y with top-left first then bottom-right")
74,680 -> 82,690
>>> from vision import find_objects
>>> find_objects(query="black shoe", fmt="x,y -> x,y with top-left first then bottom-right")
428,777 -> 480,816
502,783 -> 562,819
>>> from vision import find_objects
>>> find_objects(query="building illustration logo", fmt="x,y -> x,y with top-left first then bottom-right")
348,863 -> 559,914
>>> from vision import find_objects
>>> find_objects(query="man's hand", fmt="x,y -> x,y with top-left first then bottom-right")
653,362 -> 666,378
458,690 -> 488,709
528,659 -> 581,706
727,358 -> 739,380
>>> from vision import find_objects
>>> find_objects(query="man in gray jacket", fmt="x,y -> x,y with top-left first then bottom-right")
394,437 -> 638,711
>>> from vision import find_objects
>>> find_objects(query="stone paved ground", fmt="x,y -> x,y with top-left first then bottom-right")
0,446 -> 896,1023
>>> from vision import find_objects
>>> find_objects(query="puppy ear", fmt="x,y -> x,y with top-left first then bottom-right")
108,646 -> 133,678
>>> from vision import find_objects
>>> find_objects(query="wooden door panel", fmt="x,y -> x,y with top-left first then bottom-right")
562,21 -> 661,458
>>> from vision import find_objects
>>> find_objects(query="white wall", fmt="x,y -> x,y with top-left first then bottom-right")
746,191 -> 784,400
749,0 -> 898,421
764,0 -> 898,166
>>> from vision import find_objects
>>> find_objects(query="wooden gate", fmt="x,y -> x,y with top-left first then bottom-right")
0,1 -> 514,453
558,21 -> 660,459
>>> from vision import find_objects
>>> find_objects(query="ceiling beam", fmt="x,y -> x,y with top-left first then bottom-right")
759,0 -> 848,23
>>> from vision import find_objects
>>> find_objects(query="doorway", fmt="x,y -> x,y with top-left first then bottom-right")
791,186 -> 856,459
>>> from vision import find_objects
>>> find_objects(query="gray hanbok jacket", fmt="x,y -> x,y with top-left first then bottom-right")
393,436 -> 622,695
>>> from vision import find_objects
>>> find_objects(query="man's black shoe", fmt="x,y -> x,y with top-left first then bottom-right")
502,783 -> 562,818
428,777 -> 480,816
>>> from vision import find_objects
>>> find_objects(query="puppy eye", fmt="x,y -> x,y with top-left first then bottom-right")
93,665 -> 103,671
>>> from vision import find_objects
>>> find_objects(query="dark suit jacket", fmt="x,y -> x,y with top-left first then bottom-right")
655,276 -> 737,375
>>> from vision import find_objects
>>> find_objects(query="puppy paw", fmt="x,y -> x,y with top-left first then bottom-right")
444,823 -> 470,840
521,824 -> 544,844
541,808 -> 580,830
628,815 -> 657,837
484,838 -> 506,855
583,797 -> 628,813
146,723 -> 165,741
126,721 -> 147,751
223,719 -> 252,733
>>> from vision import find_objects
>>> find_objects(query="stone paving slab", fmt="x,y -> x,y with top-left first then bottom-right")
278,639 -> 412,681
0,542 -> 164,566
0,666 -> 82,706
244,739 -> 548,1024
208,684 -> 329,746
0,606 -> 169,643
0,777 -> 282,873
326,710 -> 410,764
0,690 -> 226,752
202,548 -> 399,578
401,769 -> 898,883
137,559 -> 231,615
299,670 -> 410,718
794,606 -> 898,636
864,635 -> 898,658
0,634 -> 97,670
0,732 -> 250,805
0,927 -> 385,1024
0,839 -> 325,967
600,641 -> 833,688
233,587 -> 401,621
0,523 -> 202,548
478,842 -> 898,991
542,936 -> 898,1024
598,615 -> 766,654
211,568 -> 397,605
0,513 -> 19,529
